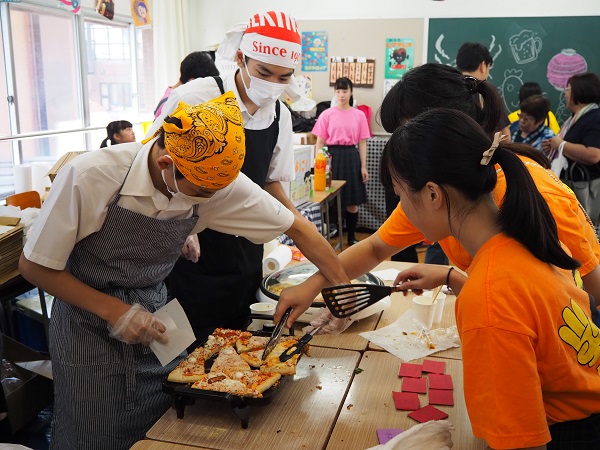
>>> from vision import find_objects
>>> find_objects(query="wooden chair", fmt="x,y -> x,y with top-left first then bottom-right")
5,190 -> 42,210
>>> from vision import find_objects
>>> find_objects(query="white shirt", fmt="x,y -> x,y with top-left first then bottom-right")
23,140 -> 294,270
147,72 -> 295,183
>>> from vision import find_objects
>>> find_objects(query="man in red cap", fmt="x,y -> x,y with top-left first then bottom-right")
148,11 -> 309,343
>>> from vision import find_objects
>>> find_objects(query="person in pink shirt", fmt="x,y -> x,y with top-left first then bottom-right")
312,77 -> 371,245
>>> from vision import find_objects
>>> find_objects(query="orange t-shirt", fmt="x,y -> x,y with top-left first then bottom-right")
378,155 -> 600,275
459,233 -> 600,449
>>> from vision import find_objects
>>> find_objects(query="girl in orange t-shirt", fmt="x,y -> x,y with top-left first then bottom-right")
385,108 -> 600,449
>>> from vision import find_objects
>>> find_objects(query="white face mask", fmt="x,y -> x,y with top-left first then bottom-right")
161,157 -> 211,205
241,59 -> 288,108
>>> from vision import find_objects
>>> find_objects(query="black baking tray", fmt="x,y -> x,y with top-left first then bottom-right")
162,325 -> 295,428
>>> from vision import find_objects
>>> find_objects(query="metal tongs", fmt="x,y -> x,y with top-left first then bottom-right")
262,307 -> 293,361
279,325 -> 322,362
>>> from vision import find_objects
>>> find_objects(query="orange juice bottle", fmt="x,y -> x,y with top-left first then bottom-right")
314,150 -> 327,191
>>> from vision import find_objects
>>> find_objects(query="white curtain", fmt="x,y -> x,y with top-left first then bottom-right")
151,0 -> 192,97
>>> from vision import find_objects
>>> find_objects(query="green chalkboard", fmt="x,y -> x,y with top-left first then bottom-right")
427,17 -> 600,124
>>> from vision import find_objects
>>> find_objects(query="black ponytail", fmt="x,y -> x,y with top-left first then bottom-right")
381,108 -> 579,271
100,120 -> 133,148
493,147 -> 578,269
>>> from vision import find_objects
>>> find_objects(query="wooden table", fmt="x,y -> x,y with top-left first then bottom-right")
365,261 -> 463,360
310,180 -> 346,252
294,310 -> 381,351
146,347 -> 360,449
326,352 -> 486,449
131,441 -> 207,449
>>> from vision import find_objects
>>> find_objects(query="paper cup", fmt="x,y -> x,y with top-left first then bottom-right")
423,291 -> 447,325
249,303 -> 276,330
412,295 -> 435,329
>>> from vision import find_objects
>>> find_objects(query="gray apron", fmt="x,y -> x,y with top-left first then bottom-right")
49,187 -> 198,450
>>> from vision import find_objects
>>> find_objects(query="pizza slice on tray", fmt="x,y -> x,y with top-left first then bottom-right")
204,328 -> 252,359
191,372 -> 260,397
260,338 -> 300,376
236,335 -> 270,353
167,347 -> 205,383
210,346 -> 252,377
239,348 -> 264,368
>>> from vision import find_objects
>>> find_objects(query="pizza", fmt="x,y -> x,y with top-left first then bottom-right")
204,328 -> 251,359
236,335 -> 270,353
210,346 -> 252,377
167,347 -> 205,383
239,349 -> 264,368
191,372 -> 260,397
167,328 -> 303,397
260,339 -> 300,376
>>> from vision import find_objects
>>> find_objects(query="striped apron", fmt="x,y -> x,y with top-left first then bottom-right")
49,190 -> 198,450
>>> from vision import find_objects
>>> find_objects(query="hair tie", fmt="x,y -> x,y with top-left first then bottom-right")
464,75 -> 481,94
480,132 -> 506,165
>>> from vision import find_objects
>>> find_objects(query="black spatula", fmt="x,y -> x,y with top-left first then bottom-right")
321,284 -> 400,318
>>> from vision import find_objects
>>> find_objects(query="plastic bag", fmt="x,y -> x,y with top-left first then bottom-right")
366,419 -> 454,450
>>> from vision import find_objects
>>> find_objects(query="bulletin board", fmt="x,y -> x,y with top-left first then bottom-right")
428,16 -> 600,124
297,18 -> 425,134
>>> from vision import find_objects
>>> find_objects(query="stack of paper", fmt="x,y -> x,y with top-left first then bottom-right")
0,216 -> 24,284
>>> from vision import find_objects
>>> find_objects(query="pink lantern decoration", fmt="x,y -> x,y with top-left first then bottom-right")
547,49 -> 588,91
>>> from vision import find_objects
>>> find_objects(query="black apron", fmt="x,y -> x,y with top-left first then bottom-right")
168,76 -> 281,342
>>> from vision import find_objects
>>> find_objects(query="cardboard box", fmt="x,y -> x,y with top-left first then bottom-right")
0,217 -> 23,285
292,132 -> 317,146
289,145 -> 312,207
47,151 -> 88,182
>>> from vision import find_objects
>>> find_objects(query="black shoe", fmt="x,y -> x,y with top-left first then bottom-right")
348,238 -> 359,246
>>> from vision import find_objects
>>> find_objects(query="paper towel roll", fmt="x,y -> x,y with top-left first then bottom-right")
263,239 -> 279,258
31,162 -> 52,197
262,245 -> 292,275
13,164 -> 32,194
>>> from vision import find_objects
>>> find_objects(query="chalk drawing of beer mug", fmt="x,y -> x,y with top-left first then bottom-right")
509,30 -> 542,64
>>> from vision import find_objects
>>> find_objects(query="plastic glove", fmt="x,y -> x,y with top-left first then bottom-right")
302,308 -> 352,335
181,234 -> 200,263
109,303 -> 168,345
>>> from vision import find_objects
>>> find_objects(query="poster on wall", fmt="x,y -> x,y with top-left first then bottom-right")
385,38 -> 414,79
57,0 -> 80,13
302,31 -> 328,72
131,0 -> 151,27
95,0 -> 114,20
330,57 -> 375,88
383,79 -> 399,98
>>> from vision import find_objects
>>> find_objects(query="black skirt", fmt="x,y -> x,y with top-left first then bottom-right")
328,145 -> 367,207
548,412 -> 600,449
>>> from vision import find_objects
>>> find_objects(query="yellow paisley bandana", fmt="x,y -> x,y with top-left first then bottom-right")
143,91 -> 245,189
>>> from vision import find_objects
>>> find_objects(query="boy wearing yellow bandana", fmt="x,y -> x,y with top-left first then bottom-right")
19,93 -> 349,450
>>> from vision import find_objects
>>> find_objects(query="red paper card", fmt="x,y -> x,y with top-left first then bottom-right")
422,359 -> 446,374
401,376 -> 427,393
399,363 -> 422,378
429,389 -> 454,406
428,373 -> 453,390
392,391 -> 420,410
408,405 -> 449,423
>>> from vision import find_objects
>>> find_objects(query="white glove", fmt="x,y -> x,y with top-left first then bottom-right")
181,234 -> 200,263
302,308 -> 353,335
109,304 -> 168,345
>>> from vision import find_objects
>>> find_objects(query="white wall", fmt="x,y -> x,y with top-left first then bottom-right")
188,0 -> 600,52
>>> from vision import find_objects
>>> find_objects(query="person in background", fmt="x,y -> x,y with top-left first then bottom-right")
388,108 -> 600,449
276,63 -> 600,329
312,77 -> 370,246
99,120 -> 135,147
510,94 -> 555,150
153,51 -> 219,119
508,82 -> 560,133
149,10 -> 315,342
542,72 -> 600,225
456,42 -> 511,138
19,94 -> 349,449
